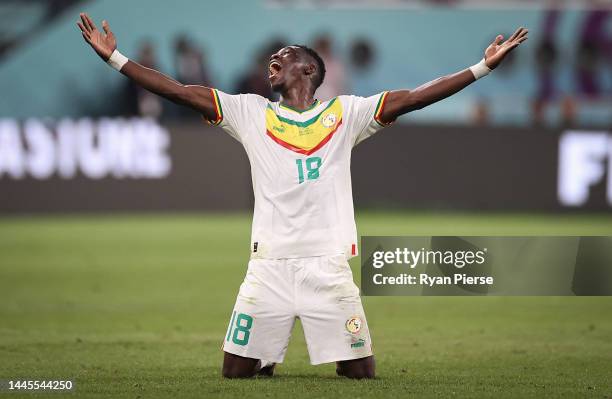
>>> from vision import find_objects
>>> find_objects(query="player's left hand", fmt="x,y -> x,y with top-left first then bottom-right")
484,27 -> 528,69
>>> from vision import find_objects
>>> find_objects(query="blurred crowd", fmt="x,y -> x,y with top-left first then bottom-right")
531,8 -> 611,127
2,1 -> 610,127
124,8 -> 611,128
124,33 -> 378,120
124,35 -> 214,119
474,8 -> 612,128
0,0 -> 81,56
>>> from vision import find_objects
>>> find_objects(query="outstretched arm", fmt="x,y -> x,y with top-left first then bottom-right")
379,27 -> 528,124
77,13 -> 216,121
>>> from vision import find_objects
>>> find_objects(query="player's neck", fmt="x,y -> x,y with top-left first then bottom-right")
279,86 -> 316,112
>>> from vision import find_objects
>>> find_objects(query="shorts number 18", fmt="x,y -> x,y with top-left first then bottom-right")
226,311 -> 253,346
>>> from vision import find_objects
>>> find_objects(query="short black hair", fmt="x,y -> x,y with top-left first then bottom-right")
293,44 -> 326,89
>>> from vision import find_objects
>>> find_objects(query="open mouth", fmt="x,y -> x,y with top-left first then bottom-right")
269,61 -> 282,78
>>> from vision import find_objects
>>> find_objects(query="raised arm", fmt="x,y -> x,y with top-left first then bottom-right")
77,13 -> 216,121
379,27 -> 528,124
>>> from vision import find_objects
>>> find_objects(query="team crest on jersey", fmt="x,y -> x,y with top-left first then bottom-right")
265,98 -> 343,155
321,113 -> 337,128
345,316 -> 362,334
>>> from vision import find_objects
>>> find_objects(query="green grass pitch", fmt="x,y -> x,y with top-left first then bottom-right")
1,211 -> 611,398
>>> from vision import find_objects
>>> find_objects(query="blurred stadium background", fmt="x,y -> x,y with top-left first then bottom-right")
1,0 -> 611,397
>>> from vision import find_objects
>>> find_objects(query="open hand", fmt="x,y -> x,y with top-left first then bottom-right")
77,13 -> 116,61
484,27 -> 528,69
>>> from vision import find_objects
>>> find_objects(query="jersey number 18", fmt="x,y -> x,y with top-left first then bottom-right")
295,157 -> 322,184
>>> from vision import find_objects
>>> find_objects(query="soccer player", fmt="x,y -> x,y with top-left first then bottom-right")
77,13 -> 527,379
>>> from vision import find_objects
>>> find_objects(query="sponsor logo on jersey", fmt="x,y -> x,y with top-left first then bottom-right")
345,316 -> 362,334
351,338 -> 366,348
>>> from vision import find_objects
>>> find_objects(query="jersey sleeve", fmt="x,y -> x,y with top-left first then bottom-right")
205,89 -> 265,144
345,91 -> 393,147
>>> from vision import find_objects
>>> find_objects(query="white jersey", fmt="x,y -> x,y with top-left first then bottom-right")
208,89 -> 391,259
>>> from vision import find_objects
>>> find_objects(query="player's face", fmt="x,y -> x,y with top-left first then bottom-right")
268,46 -> 311,93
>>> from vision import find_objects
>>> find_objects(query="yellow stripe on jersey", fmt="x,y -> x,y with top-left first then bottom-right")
206,88 -> 223,125
374,91 -> 392,127
265,98 -> 343,155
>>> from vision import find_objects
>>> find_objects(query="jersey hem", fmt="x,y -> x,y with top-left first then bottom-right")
250,248 -> 355,261
309,351 -> 374,366
222,346 -> 286,365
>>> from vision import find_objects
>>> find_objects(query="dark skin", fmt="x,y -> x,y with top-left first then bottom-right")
78,13 -> 528,379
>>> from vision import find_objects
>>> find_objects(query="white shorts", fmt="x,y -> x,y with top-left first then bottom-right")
222,254 -> 373,365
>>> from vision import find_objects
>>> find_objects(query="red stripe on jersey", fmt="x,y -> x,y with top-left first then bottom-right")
265,119 -> 343,156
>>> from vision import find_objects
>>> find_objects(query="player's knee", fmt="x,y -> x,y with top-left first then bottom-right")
336,357 -> 376,379
222,352 -> 259,378
338,368 -> 375,379
336,366 -> 375,379
222,365 -> 255,379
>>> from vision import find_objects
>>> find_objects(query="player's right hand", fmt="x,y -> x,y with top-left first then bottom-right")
483,27 -> 528,70
77,13 -> 116,61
